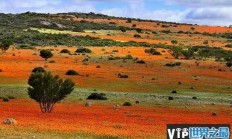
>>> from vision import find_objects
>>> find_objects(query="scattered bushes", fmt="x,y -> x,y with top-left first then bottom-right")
123,102 -> 132,106
87,93 -> 107,100
32,67 -> 45,73
75,47 -> 92,53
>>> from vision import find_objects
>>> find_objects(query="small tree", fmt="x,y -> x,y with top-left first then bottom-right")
40,50 -> 53,61
171,46 -> 183,59
119,26 -> 127,32
28,72 -> 75,113
0,40 -> 13,53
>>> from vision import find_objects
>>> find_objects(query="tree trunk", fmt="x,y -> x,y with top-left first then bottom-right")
39,102 -> 55,113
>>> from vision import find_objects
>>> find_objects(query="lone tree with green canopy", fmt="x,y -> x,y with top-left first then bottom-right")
40,49 -> 53,61
28,71 -> 75,113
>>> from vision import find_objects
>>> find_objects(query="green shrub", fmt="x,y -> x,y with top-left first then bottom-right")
165,62 -> 181,67
226,61 -> 232,68
136,59 -> 146,64
119,26 -> 127,32
2,96 -> 9,102
118,73 -> 129,78
123,102 -> 132,106
136,28 -> 142,33
75,47 -> 92,53
126,19 -> 132,23
145,48 -> 161,55
87,93 -> 107,100
161,30 -> 171,34
40,49 -> 53,61
225,44 -> 232,48
72,27 -> 84,32
171,40 -> 178,45
132,24 -> 136,27
134,34 -> 141,38
171,90 -> 177,94
66,70 -> 79,76
168,96 -> 174,100
60,49 -> 70,54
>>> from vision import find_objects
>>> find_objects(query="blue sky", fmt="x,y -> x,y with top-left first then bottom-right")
0,0 -> 231,26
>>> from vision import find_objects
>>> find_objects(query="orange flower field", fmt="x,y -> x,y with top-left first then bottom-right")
0,99 -> 231,138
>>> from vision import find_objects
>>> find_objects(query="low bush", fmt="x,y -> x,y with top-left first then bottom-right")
75,47 -> 92,53
226,61 -> 232,68
2,96 -> 9,102
161,30 -> 171,34
60,49 -> 70,54
123,102 -> 132,106
66,70 -> 79,75
145,48 -> 161,55
136,59 -> 146,64
192,96 -> 198,100
225,44 -> 232,48
165,62 -> 181,67
118,73 -> 129,78
171,90 -> 177,94
134,34 -> 141,38
168,96 -> 174,100
171,40 -> 178,45
87,93 -> 107,100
